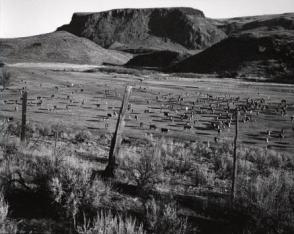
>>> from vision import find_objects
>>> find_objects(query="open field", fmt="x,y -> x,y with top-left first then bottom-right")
1,63 -> 294,154
1,63 -> 294,233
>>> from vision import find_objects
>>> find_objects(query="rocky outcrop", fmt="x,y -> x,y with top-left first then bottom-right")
0,31 -> 132,65
57,8 -> 227,52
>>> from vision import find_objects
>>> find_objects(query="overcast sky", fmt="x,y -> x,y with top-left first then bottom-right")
1,0 -> 294,38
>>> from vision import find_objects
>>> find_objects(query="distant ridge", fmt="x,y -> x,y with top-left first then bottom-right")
0,31 -> 132,65
169,13 -> 294,82
1,7 -> 294,83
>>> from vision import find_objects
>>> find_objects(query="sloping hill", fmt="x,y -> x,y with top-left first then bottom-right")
0,31 -> 132,65
57,8 -> 226,52
212,13 -> 294,35
169,29 -> 294,82
125,50 -> 191,68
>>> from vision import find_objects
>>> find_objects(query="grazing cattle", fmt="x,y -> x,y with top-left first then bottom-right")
164,111 -> 169,117
122,139 -> 132,145
225,121 -> 231,128
184,125 -> 191,130
161,128 -> 169,133
150,124 -> 157,130
245,116 -> 251,122
37,100 -> 42,106
107,113 -> 112,118
144,109 -> 150,113
281,99 -> 287,105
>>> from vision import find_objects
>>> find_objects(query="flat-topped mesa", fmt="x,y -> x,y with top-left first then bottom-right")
57,7 -> 226,52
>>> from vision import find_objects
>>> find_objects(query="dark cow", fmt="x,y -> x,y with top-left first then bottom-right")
150,124 -> 157,130
161,128 -> 169,133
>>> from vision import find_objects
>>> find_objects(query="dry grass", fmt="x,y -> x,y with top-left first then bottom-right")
0,66 -> 10,88
0,191 -> 17,233
76,211 -> 145,234
237,170 -> 294,233
0,121 -> 293,233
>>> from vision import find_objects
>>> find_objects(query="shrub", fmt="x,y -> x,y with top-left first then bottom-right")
0,66 -> 10,88
74,130 -> 92,143
211,153 -> 233,180
49,167 -> 112,226
121,147 -> 163,194
163,147 -> 194,174
7,121 -> 35,139
0,191 -> 17,233
144,198 -> 188,234
192,164 -> 214,187
38,125 -> 52,136
76,211 -> 145,234
237,170 -> 294,233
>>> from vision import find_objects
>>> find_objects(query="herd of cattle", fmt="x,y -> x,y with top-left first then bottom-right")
1,77 -> 294,152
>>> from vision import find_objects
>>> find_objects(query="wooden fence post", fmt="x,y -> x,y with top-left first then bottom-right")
103,86 -> 132,178
231,109 -> 239,204
20,91 -> 27,142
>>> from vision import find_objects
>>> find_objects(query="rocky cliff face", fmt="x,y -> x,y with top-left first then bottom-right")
57,8 -> 227,52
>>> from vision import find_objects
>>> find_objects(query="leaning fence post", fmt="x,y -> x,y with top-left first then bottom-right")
231,109 -> 239,204
103,86 -> 132,178
20,91 -> 27,142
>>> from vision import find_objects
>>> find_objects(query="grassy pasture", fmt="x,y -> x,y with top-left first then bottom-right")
0,63 -> 294,233
1,64 -> 294,154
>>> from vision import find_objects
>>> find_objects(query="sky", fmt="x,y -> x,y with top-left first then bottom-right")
1,0 -> 294,38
